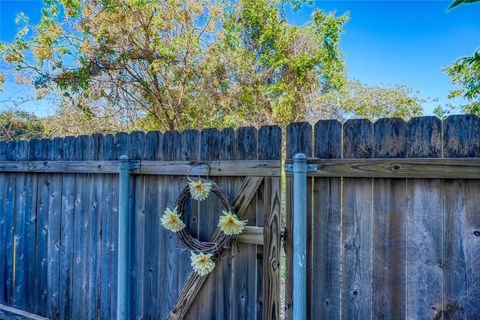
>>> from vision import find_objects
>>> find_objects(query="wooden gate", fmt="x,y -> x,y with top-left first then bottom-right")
285,115 -> 480,320
0,126 -> 281,319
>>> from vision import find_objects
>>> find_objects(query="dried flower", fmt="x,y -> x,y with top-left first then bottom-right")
191,252 -> 215,276
188,179 -> 212,201
161,207 -> 185,232
218,210 -> 247,236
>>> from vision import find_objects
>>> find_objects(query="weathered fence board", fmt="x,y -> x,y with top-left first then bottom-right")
286,114 -> 480,320
372,118 -> 407,319
259,125 -> 281,320
406,116 -> 443,320
341,119 -> 374,320
443,115 -> 480,319
312,120 -> 341,319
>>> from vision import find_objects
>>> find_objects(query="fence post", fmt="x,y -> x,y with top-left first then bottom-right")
293,153 -> 307,319
117,155 -> 133,320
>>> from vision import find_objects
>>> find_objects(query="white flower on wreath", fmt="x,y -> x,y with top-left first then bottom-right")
218,210 -> 247,236
161,207 -> 185,232
188,178 -> 213,201
191,252 -> 215,276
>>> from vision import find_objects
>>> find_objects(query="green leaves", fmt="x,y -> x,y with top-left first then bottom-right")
444,48 -> 480,115
0,0 -> 355,133
448,0 -> 480,10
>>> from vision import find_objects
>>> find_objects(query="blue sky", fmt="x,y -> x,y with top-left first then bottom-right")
1,0 -> 480,116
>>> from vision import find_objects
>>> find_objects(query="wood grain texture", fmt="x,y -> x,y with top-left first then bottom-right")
372,118 -> 407,320
443,114 -> 480,157
0,159 -> 281,176
443,115 -> 480,319
143,131 -> 162,320
59,136 -> 75,320
259,125 -> 281,320
178,129 -> 199,319
297,158 -> 480,179
158,130 -> 182,319
72,135 -> 90,319
4,142 -> 16,306
229,127 -> 255,320
33,139 -> 49,316
311,120 -> 342,320
406,116 -> 443,320
13,140 -> 34,310
106,135 -> 117,320
87,134 -> 102,320
46,137 -> 62,319
342,119 -> 374,319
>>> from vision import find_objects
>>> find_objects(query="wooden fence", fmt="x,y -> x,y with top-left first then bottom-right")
0,126 -> 281,319
1,115 -> 480,320
285,115 -> 480,319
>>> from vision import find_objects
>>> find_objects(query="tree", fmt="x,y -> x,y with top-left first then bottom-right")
445,0 -> 480,115
444,51 -> 480,115
1,0 -> 348,131
312,80 -> 424,121
0,109 -> 45,140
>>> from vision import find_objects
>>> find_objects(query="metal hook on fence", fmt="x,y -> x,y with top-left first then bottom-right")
187,161 -> 211,180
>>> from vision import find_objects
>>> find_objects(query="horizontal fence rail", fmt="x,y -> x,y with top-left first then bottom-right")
285,158 -> 480,178
0,160 -> 281,176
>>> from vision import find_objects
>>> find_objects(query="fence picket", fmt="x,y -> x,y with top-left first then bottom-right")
342,119 -> 374,319
143,131 -> 163,319
259,125 -> 281,320
46,137 -> 63,318
406,116 -> 443,319
372,118 -> 407,319
100,134 -> 115,320
33,139 -> 50,316
312,120 -> 342,320
72,135 -> 90,319
443,115 -> 480,319
230,127 -> 256,320
13,140 -> 31,309
178,129 -> 199,320
159,130 -> 182,319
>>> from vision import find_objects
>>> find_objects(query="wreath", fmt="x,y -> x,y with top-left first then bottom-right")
161,167 -> 247,276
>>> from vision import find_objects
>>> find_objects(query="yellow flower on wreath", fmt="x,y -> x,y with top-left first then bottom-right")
188,178 -> 213,201
191,252 -> 215,276
218,210 -> 247,236
161,207 -> 185,232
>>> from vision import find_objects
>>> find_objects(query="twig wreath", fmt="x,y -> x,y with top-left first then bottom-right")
161,163 -> 247,276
